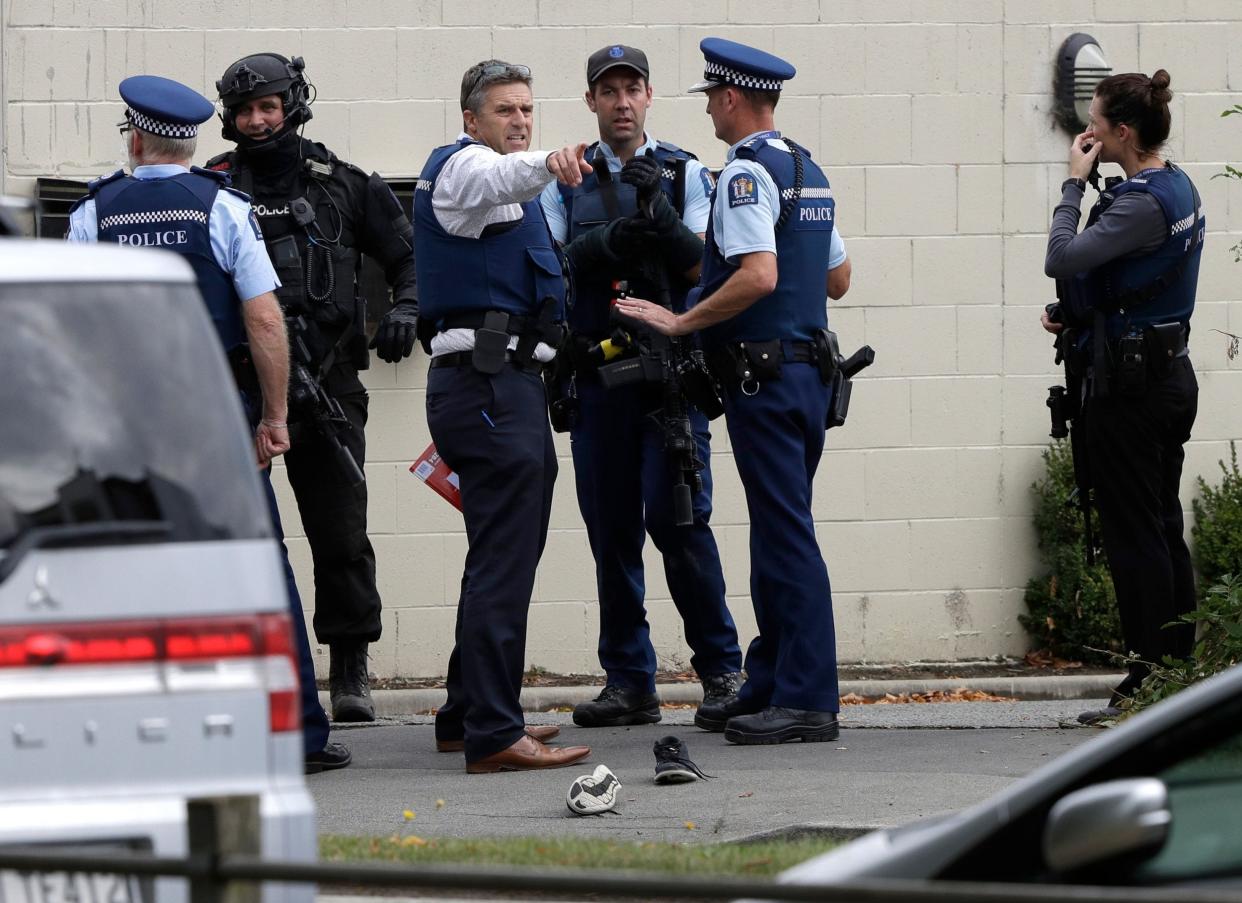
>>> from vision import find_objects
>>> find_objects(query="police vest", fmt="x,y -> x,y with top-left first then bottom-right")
413,138 -> 566,326
695,135 -> 834,348
1062,164 -> 1204,339
86,168 -> 246,350
208,141 -> 362,329
558,141 -> 693,337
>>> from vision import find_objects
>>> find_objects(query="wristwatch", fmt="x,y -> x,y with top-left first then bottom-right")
1061,177 -> 1086,193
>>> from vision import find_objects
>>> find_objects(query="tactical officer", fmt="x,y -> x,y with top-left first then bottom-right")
537,45 -> 744,730
209,54 -> 419,723
617,39 -> 851,745
67,75 -> 350,773
1042,70 -> 1204,723
414,59 -> 593,773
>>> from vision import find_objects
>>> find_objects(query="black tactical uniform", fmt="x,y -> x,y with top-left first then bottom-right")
211,53 -> 419,721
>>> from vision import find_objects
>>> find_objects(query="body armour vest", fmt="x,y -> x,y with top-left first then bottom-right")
87,168 -> 246,350
695,135 -> 834,349
1062,164 -> 1204,339
413,139 -> 566,326
558,141 -> 693,338
210,140 -> 362,328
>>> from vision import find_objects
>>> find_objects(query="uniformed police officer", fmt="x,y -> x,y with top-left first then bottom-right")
414,60 -> 592,773
1042,70 -> 1204,723
67,75 -> 351,773
208,54 -> 419,723
617,39 -> 851,745
537,45 -> 744,730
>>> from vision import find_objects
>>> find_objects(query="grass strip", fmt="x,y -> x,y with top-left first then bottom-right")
319,834 -> 838,877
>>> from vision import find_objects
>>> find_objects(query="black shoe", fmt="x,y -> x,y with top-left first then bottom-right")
572,685 -> 661,727
305,740 -> 352,775
695,689 -> 763,733
695,671 -> 745,730
329,642 -> 375,723
724,706 -> 839,745
1076,706 -> 1122,725
653,735 -> 712,784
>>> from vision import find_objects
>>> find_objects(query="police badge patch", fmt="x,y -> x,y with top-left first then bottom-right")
727,173 -> 757,208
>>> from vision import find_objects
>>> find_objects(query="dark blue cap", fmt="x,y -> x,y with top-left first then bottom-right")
119,75 -> 215,139
688,37 -> 796,93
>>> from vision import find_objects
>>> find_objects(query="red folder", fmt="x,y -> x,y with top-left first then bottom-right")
409,443 -> 462,511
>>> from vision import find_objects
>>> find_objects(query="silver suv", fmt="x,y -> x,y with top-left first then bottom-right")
0,238 -> 315,903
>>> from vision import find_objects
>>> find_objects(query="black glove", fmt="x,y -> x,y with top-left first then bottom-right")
639,189 -> 681,237
607,215 -> 663,257
620,152 -> 661,202
369,301 -> 419,363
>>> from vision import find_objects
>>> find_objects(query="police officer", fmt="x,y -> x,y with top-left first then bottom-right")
209,54 -> 419,723
538,45 -> 744,729
617,39 -> 851,745
67,75 -> 350,773
414,59 -> 593,773
1042,69 -> 1203,723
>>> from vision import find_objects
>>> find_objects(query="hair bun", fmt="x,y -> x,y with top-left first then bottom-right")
1149,69 -> 1173,105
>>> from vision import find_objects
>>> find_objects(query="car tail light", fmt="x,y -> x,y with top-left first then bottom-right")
0,613 -> 302,732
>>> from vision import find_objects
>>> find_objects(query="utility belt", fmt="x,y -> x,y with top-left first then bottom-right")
705,339 -> 820,393
429,349 -> 546,376
434,300 -> 565,376
1084,321 -> 1189,398
706,330 -> 875,429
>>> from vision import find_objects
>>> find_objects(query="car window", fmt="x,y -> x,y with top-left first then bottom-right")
0,279 -> 271,570
1133,732 -> 1242,882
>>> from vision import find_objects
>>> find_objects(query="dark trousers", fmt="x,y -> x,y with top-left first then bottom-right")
1087,355 -> 1198,697
426,364 -> 557,763
722,362 -> 839,714
570,379 -> 741,692
260,466 -> 331,756
284,382 -> 382,645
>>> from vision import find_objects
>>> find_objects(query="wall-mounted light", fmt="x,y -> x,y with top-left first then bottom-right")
1054,34 -> 1111,133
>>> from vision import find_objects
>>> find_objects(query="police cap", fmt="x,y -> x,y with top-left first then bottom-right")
687,37 -> 796,94
587,44 -> 650,84
119,75 -> 214,139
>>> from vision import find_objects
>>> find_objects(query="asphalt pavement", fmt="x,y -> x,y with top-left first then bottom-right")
308,698 -> 1107,842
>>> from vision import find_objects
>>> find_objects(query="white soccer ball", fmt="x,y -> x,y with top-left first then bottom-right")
566,764 -> 621,815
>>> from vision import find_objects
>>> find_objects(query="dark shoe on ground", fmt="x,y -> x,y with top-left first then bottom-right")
572,685 -> 661,727
695,671 -> 745,730
1076,705 -> 1123,725
653,735 -> 712,784
724,706 -> 839,745
329,641 -> 375,722
304,740 -> 352,775
466,734 -> 591,774
436,724 -> 560,753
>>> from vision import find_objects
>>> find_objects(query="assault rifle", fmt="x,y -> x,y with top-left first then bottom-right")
286,315 -> 364,486
1044,299 -> 1095,565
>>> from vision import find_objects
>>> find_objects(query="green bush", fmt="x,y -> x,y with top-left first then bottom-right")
1020,439 -> 1121,663
1118,576 -> 1242,719
1191,442 -> 1242,590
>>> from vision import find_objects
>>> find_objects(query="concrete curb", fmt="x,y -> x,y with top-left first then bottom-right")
321,673 -> 1122,718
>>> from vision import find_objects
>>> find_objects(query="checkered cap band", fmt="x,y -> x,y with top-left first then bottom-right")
98,209 -> 208,230
416,179 -> 434,192
704,60 -> 784,91
127,107 -> 199,139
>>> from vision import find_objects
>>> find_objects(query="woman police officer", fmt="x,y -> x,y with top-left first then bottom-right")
1042,69 -> 1205,721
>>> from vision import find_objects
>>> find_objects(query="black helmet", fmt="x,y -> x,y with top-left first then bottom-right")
216,53 -> 313,142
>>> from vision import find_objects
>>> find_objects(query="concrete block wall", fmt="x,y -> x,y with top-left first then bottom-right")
5,0 -> 1242,677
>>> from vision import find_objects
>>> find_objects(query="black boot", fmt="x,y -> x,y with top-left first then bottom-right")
694,671 -> 746,731
329,641 -> 374,722
724,706 -> 839,745
572,685 -> 661,727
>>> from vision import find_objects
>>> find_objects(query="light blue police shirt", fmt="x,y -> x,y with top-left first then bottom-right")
713,131 -> 846,269
68,164 -> 280,302
540,133 -> 714,242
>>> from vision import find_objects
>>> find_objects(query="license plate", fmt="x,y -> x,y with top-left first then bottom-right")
1,867 -> 141,903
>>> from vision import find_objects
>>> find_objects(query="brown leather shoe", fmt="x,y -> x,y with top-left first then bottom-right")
436,724 -> 560,753
466,734 -> 590,774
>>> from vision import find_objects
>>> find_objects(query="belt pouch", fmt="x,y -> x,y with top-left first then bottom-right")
1115,331 -> 1148,396
740,340 -> 783,382
1146,322 -> 1185,376
472,311 -> 510,374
